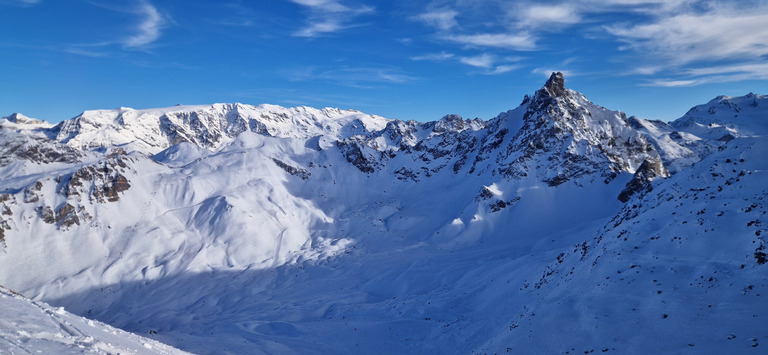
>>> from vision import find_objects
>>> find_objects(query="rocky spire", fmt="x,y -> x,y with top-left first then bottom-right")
523,72 -> 569,111
542,72 -> 567,98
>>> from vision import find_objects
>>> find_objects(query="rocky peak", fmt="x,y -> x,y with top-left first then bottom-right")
522,72 -> 571,118
433,114 -> 466,133
542,72 -> 567,99
481,73 -> 667,185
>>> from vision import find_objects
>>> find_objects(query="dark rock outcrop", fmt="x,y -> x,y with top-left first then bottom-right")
272,158 -> 311,180
618,159 -> 670,202
64,156 -> 132,203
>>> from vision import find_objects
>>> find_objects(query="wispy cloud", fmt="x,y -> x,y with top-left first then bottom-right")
684,62 -> 768,77
459,53 -> 494,68
411,0 -> 768,88
410,52 -> 455,61
606,7 -> 768,66
123,0 -> 165,48
644,62 -> 768,87
512,4 -> 581,29
288,0 -> 373,38
582,0 -> 694,13
0,0 -> 166,57
287,66 -> 415,87
63,46 -> 110,57
459,53 -> 523,75
76,0 -> 167,51
0,0 -> 41,6
644,79 -> 699,87
411,49 -> 521,75
482,64 -> 523,75
416,9 -> 459,31
446,33 -> 536,50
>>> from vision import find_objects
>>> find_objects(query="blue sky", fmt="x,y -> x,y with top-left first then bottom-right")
1,0 -> 767,123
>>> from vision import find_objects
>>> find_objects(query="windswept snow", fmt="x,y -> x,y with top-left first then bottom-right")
0,286 -> 188,354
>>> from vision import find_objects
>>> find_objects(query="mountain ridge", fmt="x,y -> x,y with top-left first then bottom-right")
0,73 -> 765,354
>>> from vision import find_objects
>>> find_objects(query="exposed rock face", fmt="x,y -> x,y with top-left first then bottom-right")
0,135 -> 82,167
542,71 -> 567,99
272,158 -> 311,180
23,182 -> 43,203
54,203 -> 79,228
64,156 -> 132,203
103,175 -> 131,202
337,140 -> 377,173
618,158 -> 670,202
0,194 -> 11,247
38,205 -> 55,224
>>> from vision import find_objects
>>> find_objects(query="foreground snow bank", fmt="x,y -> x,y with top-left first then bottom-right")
0,286 -> 188,355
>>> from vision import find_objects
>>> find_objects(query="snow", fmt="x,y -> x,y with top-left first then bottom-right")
0,285 -> 188,354
0,77 -> 765,353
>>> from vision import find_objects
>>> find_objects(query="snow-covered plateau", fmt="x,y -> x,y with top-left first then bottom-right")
0,73 -> 765,354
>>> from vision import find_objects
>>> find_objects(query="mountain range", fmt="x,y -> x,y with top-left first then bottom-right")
0,73 -> 765,354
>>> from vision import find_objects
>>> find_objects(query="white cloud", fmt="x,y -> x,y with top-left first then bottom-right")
410,52 -> 455,61
514,4 -> 581,29
684,62 -> 768,77
63,46 -> 109,57
584,0 -> 692,10
289,0 -> 348,12
287,66 -> 415,87
459,53 -> 495,68
409,1 -> 767,88
416,9 -> 459,31
630,66 -> 663,75
645,79 -> 699,87
0,0 -> 41,5
412,50 -> 521,75
644,62 -> 768,87
483,64 -> 522,75
447,33 -> 536,50
606,7 -> 768,65
294,19 -> 345,37
289,0 -> 373,38
123,1 -> 165,48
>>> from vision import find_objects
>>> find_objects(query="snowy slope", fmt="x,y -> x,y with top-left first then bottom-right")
0,74 -> 765,354
0,285 -> 188,354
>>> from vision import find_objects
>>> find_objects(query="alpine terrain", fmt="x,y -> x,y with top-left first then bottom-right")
0,73 -> 765,354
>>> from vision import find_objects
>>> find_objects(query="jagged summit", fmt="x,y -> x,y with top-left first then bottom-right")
542,71 -> 567,98
519,72 -> 569,108
479,72 -> 666,185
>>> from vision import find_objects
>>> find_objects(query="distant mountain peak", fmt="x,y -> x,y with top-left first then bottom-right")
3,113 -> 46,125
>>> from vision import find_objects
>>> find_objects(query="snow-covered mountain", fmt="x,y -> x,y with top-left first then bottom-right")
0,73 -> 765,354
